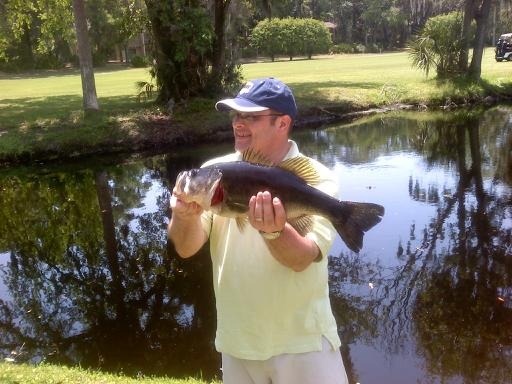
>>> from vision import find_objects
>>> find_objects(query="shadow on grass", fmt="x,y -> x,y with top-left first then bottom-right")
287,80 -> 385,110
240,55 -> 337,65
0,63 -> 135,80
0,94 -> 149,129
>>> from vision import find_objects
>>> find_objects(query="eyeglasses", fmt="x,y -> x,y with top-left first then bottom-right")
229,111 -> 284,123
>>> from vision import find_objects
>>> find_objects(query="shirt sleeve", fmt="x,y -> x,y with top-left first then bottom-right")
304,158 -> 339,260
201,210 -> 213,237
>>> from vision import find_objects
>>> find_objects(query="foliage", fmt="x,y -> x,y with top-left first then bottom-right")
330,43 -> 355,54
408,11 -> 470,78
299,18 -> 332,58
250,17 -> 283,61
136,80 -> 155,102
250,17 -> 332,61
0,0 -> 75,71
131,54 -> 148,68
145,0 -> 213,102
0,0 -> 148,71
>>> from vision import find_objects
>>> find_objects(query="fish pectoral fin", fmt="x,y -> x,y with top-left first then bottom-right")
279,157 -> 321,186
235,217 -> 248,232
289,215 -> 314,237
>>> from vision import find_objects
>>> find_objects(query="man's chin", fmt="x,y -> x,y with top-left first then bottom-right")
235,140 -> 251,152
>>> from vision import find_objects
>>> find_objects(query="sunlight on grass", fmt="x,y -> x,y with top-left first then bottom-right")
0,362 -> 220,384
0,48 -> 511,162
0,66 -> 152,99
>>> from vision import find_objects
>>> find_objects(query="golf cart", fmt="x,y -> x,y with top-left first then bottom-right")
495,33 -> 512,61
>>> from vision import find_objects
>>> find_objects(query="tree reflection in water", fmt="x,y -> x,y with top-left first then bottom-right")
0,107 -> 511,383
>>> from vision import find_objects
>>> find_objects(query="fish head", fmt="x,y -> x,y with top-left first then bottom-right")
174,167 -> 222,210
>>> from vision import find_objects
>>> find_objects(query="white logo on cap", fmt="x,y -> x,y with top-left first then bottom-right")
239,81 -> 254,95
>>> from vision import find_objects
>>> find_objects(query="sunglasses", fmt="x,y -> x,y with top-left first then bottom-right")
229,111 -> 284,123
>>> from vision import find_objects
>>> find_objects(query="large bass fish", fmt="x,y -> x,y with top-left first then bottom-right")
174,150 -> 384,253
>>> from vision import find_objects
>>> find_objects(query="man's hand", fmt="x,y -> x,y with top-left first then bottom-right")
168,187 -> 207,258
248,191 -> 286,233
170,187 -> 203,219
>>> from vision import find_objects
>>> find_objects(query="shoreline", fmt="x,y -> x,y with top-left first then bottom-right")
0,95 -> 509,168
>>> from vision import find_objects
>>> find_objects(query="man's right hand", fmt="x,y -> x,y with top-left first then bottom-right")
170,187 -> 204,219
168,186 -> 208,258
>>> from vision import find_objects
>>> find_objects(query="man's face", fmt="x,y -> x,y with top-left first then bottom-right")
230,111 -> 284,155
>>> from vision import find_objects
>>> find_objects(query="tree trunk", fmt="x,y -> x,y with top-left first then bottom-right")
95,171 -> 125,318
261,0 -> 272,18
468,0 -> 494,79
144,0 -> 175,104
21,23 -> 35,69
71,0 -> 99,111
459,0 -> 476,72
145,0 -> 209,103
210,0 -> 231,92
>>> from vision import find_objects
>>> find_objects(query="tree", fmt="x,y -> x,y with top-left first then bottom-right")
281,17 -> 301,60
144,0 -> 212,103
299,17 -> 332,59
250,17 -> 283,61
466,0 -> 494,79
210,0 -> 232,92
72,0 -> 100,111
0,0 -> 75,70
408,12 -> 468,78
251,17 -> 332,61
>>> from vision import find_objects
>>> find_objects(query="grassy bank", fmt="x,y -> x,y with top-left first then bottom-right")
0,48 -> 511,164
0,362 -> 219,384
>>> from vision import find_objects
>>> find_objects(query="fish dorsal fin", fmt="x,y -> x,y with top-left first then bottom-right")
279,156 -> 321,186
242,148 -> 274,166
289,215 -> 314,236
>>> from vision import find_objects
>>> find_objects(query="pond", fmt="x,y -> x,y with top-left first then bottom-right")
1,106 -> 511,383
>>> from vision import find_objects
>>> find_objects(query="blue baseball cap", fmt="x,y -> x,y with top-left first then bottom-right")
215,77 -> 297,120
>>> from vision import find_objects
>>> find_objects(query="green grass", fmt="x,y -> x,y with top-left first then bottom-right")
0,362 -> 219,384
0,66 -> 154,124
243,48 -> 512,109
0,48 -> 511,163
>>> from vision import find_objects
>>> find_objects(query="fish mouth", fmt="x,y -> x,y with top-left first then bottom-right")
174,168 -> 222,210
174,171 -> 188,197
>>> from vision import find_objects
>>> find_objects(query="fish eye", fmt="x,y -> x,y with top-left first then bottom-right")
190,169 -> 199,177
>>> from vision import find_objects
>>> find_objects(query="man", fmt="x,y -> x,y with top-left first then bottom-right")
168,77 -> 349,384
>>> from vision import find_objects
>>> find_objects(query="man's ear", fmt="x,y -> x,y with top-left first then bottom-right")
278,114 -> 292,134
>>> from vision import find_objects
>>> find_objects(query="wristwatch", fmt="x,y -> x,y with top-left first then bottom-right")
259,230 -> 283,240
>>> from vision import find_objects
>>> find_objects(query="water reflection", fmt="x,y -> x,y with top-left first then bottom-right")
0,107 -> 511,383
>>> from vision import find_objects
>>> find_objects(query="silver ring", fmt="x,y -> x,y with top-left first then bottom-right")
255,217 -> 263,222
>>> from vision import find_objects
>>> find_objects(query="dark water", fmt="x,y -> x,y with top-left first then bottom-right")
1,106 -> 511,383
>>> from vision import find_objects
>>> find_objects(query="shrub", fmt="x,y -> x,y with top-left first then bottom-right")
330,43 -> 355,54
251,17 -> 332,61
131,55 -> 148,68
299,18 -> 332,59
365,43 -> 381,53
250,18 -> 283,61
408,11 -> 471,78
355,44 -> 367,53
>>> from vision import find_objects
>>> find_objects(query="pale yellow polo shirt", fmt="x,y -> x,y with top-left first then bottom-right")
200,140 -> 341,360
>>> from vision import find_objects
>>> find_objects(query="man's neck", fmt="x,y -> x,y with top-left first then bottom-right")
268,140 -> 292,164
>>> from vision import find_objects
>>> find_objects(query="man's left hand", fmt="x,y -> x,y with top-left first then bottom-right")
248,191 -> 286,234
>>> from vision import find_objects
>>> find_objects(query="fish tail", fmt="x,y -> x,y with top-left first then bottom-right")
331,202 -> 385,253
